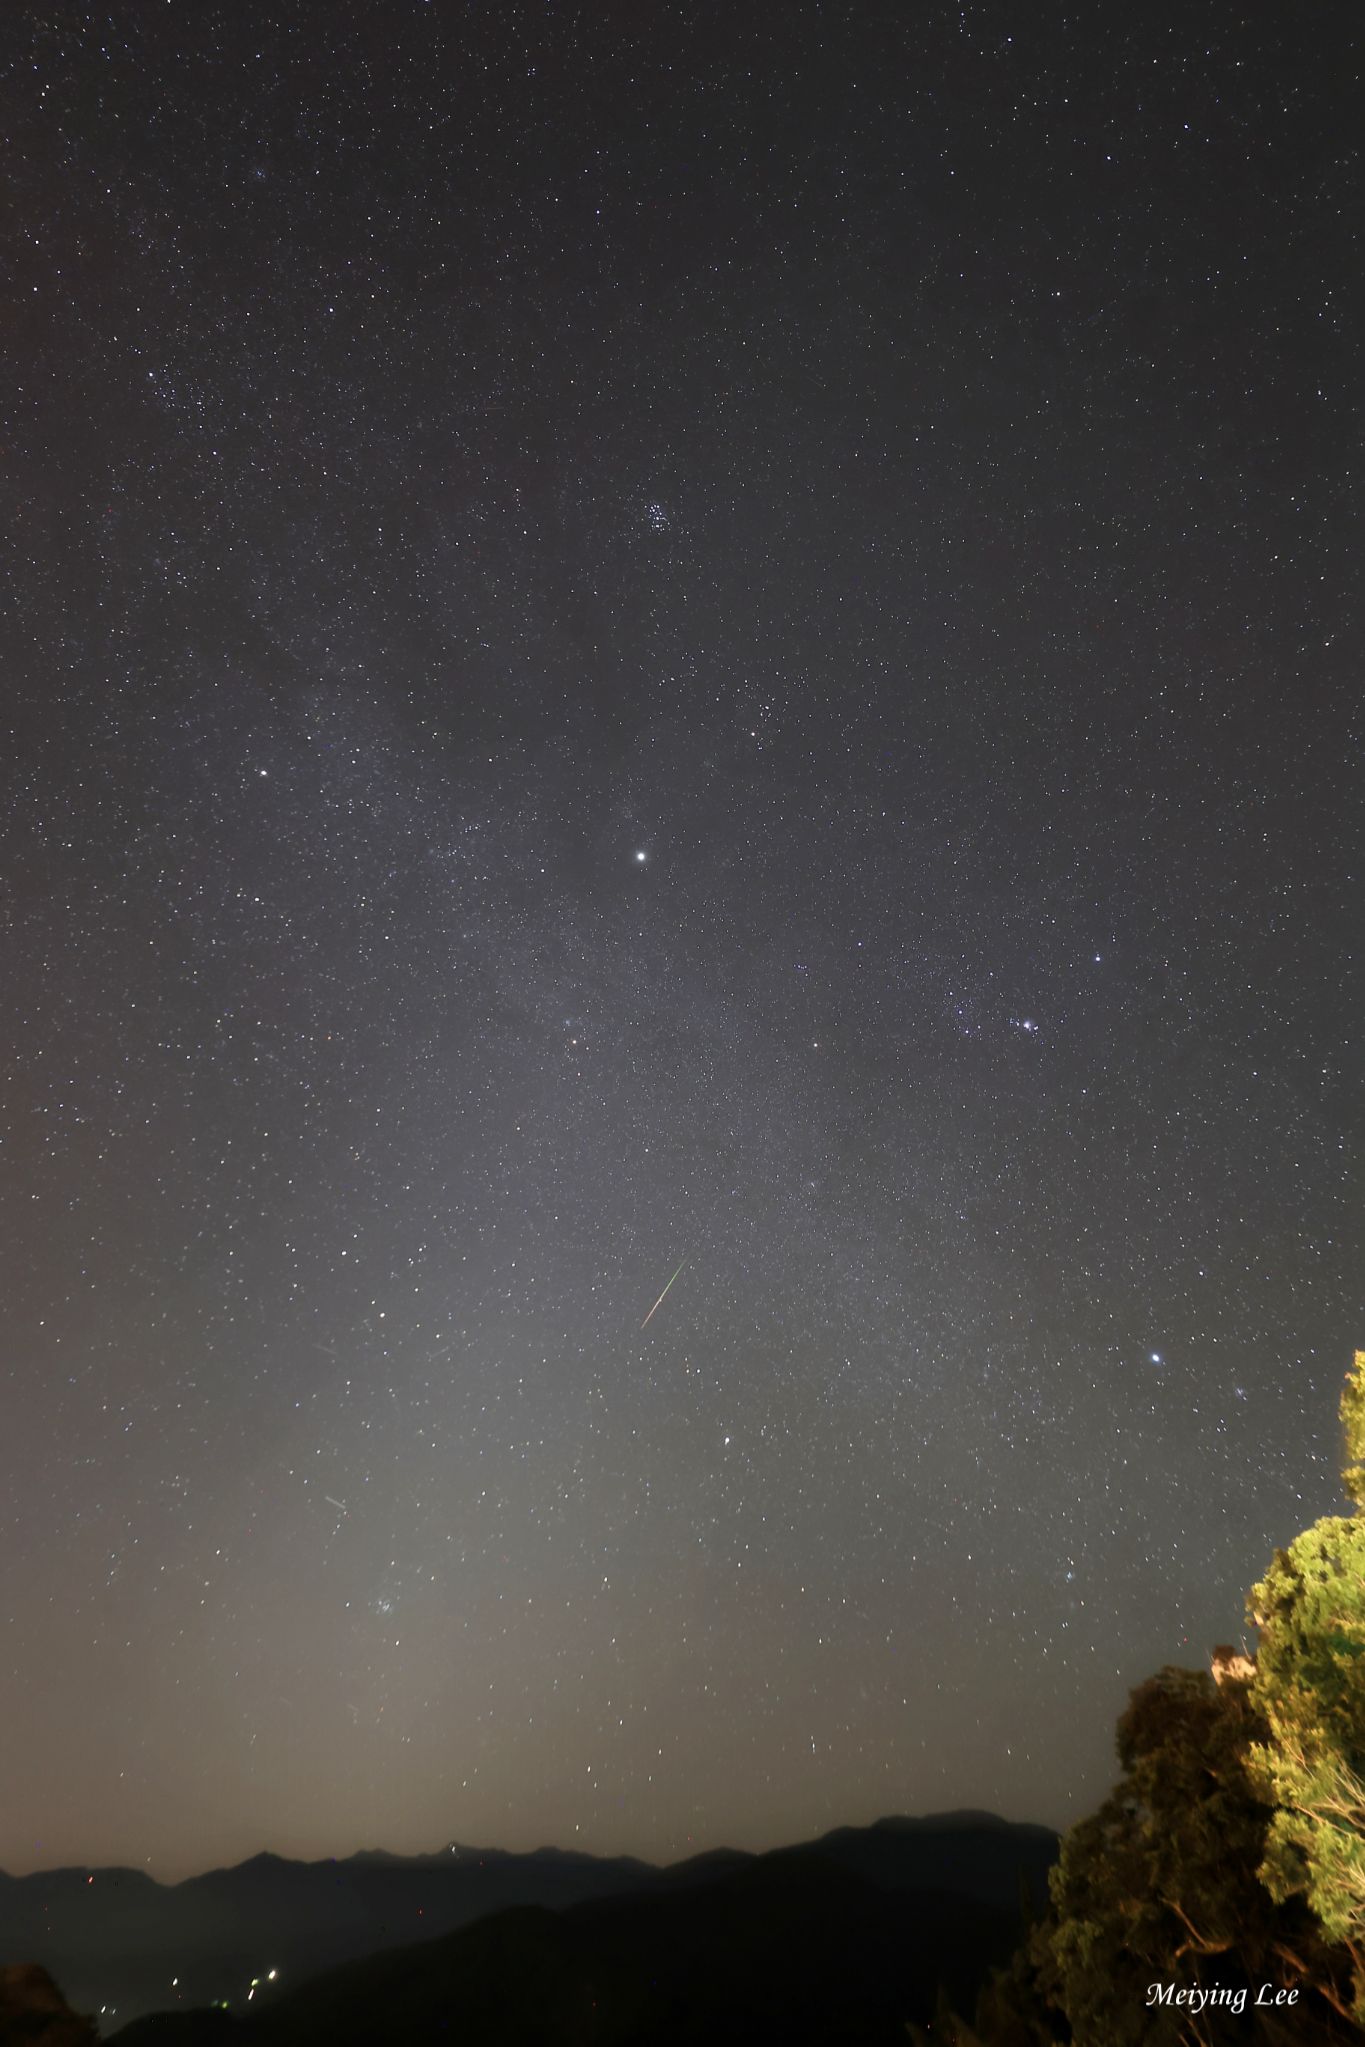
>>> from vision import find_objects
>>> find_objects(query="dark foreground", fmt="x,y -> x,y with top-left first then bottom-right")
0,1815 -> 1055,2045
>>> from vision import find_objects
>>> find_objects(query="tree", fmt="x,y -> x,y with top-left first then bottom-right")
1340,1349 -> 1365,1514
1246,1352 -> 1365,2017
914,1351 -> 1365,2046
1044,1665 -> 1354,2045
913,1663 -> 1355,2046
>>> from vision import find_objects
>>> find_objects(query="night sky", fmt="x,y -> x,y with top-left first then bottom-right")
2,3 -> 1359,1883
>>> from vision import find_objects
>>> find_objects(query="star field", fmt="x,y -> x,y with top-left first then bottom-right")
1,2 -> 1359,1879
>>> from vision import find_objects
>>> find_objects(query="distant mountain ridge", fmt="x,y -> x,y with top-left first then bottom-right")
0,1813 -> 1058,2038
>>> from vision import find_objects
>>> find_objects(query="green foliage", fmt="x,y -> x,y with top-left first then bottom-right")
922,1666 -> 1356,2046
1246,1353 -> 1365,2011
921,1351 -> 1365,2045
1341,1352 -> 1365,1513
1043,1666 -> 1316,2046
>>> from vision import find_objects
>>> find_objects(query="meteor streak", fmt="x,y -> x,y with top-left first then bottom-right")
640,1258 -> 687,1329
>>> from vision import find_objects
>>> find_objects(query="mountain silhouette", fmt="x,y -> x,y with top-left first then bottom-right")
0,1814 -> 1056,2042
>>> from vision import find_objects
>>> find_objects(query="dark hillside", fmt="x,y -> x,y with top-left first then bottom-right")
114,1850 -> 1025,2046
0,1815 -> 1054,2034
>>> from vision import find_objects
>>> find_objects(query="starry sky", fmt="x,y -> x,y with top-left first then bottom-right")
2,2 -> 1359,1883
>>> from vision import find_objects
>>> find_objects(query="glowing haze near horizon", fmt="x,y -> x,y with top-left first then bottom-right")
2,3 -> 1358,1883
